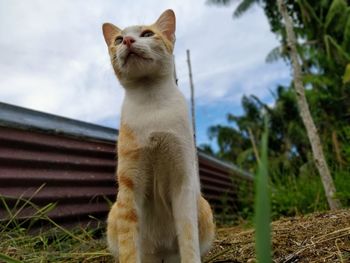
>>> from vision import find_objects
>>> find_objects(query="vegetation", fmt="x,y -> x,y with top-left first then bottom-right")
0,197 -> 112,263
204,0 -> 350,217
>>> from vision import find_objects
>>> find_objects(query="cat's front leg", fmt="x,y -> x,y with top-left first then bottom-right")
172,183 -> 201,263
115,187 -> 141,263
106,173 -> 142,263
148,131 -> 201,262
110,125 -> 145,263
107,202 -> 120,262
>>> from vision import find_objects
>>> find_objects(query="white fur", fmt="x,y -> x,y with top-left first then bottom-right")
122,60 -> 201,263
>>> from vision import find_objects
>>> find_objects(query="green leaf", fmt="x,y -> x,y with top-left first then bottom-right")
343,64 -> 350,84
0,253 -> 22,263
324,35 -> 331,59
324,34 -> 350,61
233,0 -> 257,18
343,9 -> 350,50
325,0 -> 347,30
254,117 -> 272,263
321,0 -> 331,8
298,0 -> 322,25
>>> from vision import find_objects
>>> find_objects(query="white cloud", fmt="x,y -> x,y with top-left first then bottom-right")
0,0 -> 290,134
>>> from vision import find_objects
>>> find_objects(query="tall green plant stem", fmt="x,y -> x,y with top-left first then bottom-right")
254,118 -> 272,263
276,0 -> 341,210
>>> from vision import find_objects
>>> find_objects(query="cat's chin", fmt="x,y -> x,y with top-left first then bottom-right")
119,48 -> 152,67
119,58 -> 161,79
123,52 -> 152,66
119,65 -> 159,82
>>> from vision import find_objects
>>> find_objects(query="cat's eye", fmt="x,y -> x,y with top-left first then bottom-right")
115,36 -> 123,45
141,30 -> 154,38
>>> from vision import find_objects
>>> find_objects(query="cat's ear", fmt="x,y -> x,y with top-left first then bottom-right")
154,9 -> 176,43
102,23 -> 121,46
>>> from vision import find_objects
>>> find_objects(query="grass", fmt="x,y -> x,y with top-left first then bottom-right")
0,226 -> 111,263
0,195 -> 113,263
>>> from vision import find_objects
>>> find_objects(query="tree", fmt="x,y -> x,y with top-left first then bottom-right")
206,0 -> 350,209
276,0 -> 341,210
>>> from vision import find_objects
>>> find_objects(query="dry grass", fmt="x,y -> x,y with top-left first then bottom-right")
204,209 -> 350,263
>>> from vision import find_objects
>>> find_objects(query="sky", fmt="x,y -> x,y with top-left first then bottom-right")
0,0 -> 291,147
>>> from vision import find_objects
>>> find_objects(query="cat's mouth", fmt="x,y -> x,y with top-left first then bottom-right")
123,50 -> 152,66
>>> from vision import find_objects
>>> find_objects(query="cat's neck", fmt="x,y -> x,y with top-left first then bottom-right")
123,74 -> 177,105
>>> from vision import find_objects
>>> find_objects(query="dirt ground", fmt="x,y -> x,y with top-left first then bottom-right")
204,209 -> 350,263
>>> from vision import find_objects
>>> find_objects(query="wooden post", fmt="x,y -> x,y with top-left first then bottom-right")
173,55 -> 178,85
186,49 -> 196,146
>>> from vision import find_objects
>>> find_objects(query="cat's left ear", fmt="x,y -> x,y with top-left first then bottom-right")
154,9 -> 176,43
102,23 -> 121,46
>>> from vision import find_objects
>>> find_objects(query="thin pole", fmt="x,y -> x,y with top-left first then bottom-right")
173,55 -> 178,85
186,49 -> 196,146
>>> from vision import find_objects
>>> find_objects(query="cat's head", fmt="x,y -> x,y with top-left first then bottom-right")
102,9 -> 176,85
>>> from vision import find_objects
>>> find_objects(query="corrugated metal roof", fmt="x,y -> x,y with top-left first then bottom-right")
0,102 -> 253,227
0,102 -> 117,142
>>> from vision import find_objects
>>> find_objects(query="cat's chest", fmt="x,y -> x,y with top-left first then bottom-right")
121,94 -> 190,145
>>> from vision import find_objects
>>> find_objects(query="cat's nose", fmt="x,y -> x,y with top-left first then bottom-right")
123,36 -> 135,48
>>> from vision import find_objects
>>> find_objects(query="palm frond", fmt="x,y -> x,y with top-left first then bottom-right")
233,0 -> 258,18
265,46 -> 283,63
206,0 -> 234,6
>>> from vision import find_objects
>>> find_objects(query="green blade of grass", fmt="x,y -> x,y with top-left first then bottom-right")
1,184 -> 46,232
0,253 -> 23,263
254,117 -> 272,263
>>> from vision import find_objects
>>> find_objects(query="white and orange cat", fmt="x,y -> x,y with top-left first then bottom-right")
102,9 -> 215,263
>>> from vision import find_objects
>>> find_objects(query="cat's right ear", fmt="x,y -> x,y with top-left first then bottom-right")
102,23 -> 121,46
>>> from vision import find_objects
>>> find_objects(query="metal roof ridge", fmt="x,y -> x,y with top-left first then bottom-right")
0,102 -> 117,142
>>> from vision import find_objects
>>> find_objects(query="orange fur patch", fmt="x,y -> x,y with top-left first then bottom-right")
118,124 -> 140,161
116,194 -> 134,207
118,209 -> 138,222
120,249 -> 136,263
108,45 -> 123,79
119,124 -> 137,141
118,174 -> 134,190
117,225 -> 131,235
116,201 -> 127,209
119,147 -> 140,160
118,235 -> 137,263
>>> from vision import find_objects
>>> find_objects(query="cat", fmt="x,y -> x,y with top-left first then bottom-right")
102,9 -> 215,263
